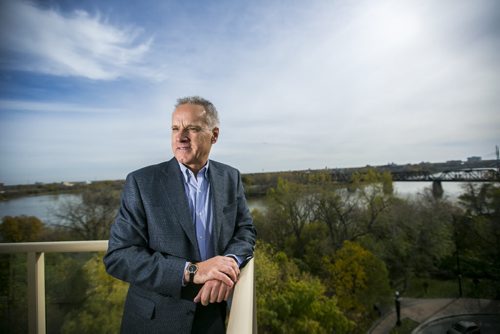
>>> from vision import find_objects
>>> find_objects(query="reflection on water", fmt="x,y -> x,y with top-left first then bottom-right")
0,194 -> 81,224
247,197 -> 267,212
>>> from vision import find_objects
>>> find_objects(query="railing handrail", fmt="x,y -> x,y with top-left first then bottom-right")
0,240 -> 108,253
227,257 -> 256,334
0,241 -> 256,334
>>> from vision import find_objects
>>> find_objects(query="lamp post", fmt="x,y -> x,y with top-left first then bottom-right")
395,291 -> 401,326
453,215 -> 463,298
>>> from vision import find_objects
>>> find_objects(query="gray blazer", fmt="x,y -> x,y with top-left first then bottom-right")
103,158 -> 256,333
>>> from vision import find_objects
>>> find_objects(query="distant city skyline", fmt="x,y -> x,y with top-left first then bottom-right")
1,0 -> 499,185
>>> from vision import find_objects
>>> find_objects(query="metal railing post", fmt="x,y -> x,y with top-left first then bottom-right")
27,252 -> 46,334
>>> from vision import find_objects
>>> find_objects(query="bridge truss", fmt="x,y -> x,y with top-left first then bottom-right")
390,169 -> 500,182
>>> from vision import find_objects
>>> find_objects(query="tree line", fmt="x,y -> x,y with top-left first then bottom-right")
1,170 -> 499,333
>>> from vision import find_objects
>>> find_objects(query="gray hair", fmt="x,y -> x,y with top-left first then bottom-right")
175,96 -> 220,128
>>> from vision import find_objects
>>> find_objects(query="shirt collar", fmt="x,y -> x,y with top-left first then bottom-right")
178,160 -> 210,183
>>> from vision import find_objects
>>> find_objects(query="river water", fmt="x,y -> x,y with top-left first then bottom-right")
0,182 -> 476,224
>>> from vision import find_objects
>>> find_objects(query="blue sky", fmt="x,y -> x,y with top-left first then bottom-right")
1,0 -> 499,185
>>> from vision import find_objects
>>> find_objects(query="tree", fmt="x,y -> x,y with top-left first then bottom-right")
61,254 -> 127,333
0,215 -> 44,242
456,183 -> 500,292
409,189 -> 454,274
264,178 -> 315,257
0,216 -> 46,333
327,241 -> 391,328
313,187 -> 359,250
53,188 -> 120,240
313,169 -> 393,250
255,241 -> 354,333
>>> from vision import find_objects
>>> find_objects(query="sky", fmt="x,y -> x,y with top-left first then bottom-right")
0,0 -> 499,185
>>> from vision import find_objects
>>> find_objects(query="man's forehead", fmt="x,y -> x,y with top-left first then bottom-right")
172,114 -> 207,126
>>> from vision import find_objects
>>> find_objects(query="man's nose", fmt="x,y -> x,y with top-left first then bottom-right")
176,128 -> 190,141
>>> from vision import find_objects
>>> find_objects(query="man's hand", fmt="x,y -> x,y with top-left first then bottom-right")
193,256 -> 240,287
194,279 -> 234,306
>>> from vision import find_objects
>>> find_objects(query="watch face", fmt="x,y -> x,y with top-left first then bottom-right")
188,264 -> 198,274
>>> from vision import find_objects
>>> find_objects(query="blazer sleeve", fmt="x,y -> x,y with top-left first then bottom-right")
222,170 -> 256,264
103,173 -> 186,299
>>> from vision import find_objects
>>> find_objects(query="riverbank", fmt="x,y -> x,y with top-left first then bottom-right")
0,179 -> 124,201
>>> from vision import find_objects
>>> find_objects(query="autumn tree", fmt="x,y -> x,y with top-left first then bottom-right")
0,215 -> 44,242
327,241 -> 391,329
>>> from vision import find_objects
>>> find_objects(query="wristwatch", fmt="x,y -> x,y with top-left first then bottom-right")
187,263 -> 198,284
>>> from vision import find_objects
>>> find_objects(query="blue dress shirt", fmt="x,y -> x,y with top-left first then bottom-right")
179,162 -> 214,261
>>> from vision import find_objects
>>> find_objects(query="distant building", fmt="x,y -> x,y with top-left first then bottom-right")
467,156 -> 482,163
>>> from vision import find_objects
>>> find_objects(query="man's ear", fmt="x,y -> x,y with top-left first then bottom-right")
211,127 -> 219,144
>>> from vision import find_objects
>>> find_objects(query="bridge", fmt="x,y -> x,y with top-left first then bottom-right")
390,168 -> 500,182
331,168 -> 500,183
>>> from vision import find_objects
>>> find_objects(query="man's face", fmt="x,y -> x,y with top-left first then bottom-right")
171,103 -> 219,173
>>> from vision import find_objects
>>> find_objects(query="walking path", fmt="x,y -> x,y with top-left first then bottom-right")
369,298 -> 500,334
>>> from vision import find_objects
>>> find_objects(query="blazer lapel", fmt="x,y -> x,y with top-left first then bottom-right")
160,158 -> 200,259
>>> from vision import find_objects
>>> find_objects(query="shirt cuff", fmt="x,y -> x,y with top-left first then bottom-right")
225,254 -> 243,267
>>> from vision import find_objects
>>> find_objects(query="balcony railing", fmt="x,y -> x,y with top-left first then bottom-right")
0,241 -> 256,334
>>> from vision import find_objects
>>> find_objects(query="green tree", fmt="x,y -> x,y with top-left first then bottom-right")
0,216 -> 45,333
367,189 -> 454,290
456,183 -> 500,294
0,253 -> 27,334
313,169 -> 393,251
410,190 -> 454,274
264,178 -> 315,257
256,241 -> 353,334
61,254 -> 127,333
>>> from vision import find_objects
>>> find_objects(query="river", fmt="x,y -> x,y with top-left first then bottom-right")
0,182 -> 477,224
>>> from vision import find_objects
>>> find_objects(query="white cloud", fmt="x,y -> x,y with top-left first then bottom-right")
0,0 -> 160,80
0,100 -> 121,113
208,0 -> 500,167
1,0 -> 499,184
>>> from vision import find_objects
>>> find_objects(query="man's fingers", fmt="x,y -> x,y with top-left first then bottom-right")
194,290 -> 201,303
200,286 -> 211,306
217,284 -> 226,303
212,271 -> 234,287
193,280 -> 234,305
209,281 -> 219,303
195,256 -> 240,284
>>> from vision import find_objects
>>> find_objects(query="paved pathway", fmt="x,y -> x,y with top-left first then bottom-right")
369,298 -> 500,334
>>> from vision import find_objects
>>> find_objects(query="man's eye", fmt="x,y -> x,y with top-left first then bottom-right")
187,127 -> 201,132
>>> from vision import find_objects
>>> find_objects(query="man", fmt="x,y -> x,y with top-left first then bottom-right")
104,96 -> 256,334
